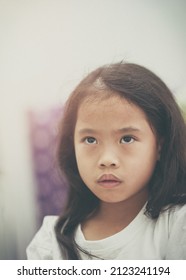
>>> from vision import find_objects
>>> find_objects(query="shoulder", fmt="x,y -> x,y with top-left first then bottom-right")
165,204 -> 186,259
35,215 -> 59,239
168,204 -> 186,229
157,204 -> 186,235
26,216 -> 62,260
155,204 -> 186,228
41,216 -> 59,231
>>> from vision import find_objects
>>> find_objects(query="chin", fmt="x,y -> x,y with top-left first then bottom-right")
98,195 -> 129,204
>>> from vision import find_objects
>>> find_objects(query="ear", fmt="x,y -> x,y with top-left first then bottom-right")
157,138 -> 164,160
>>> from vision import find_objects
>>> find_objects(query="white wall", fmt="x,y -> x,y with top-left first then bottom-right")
0,0 -> 186,259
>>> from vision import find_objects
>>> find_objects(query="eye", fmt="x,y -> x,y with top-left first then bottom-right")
84,137 -> 97,144
120,136 -> 135,144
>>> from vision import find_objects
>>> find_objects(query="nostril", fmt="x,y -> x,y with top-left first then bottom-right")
98,154 -> 120,168
99,162 -> 117,168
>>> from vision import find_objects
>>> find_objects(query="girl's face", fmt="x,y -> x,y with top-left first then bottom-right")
74,95 -> 160,204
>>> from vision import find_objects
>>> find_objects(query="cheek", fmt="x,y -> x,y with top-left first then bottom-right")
75,148 -> 82,169
75,147 -> 93,175
75,157 -> 94,189
127,142 -> 158,174
131,149 -> 158,181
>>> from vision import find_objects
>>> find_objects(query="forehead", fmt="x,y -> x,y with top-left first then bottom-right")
76,95 -> 150,130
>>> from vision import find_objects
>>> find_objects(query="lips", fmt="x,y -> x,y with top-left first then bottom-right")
97,174 -> 122,188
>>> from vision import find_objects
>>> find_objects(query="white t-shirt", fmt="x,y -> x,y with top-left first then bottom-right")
26,204 -> 186,260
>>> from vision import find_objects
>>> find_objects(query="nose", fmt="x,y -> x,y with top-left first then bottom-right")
98,148 -> 120,169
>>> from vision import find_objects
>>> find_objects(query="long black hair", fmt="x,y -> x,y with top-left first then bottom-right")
55,62 -> 186,259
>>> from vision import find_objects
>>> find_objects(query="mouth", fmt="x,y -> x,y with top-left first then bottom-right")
97,174 -> 122,189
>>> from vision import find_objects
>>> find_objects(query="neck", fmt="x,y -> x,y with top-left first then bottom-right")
97,190 -> 148,226
81,190 -> 148,240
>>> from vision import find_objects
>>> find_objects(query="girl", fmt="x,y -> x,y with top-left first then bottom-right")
27,62 -> 186,260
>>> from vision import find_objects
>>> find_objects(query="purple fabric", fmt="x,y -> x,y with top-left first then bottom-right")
28,106 -> 69,224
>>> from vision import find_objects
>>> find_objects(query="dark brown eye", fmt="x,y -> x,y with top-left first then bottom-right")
85,137 -> 97,144
120,136 -> 134,144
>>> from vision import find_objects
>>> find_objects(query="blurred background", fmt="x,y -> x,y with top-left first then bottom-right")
0,0 -> 186,259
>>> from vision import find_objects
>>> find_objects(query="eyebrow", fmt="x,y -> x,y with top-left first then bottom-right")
118,127 -> 141,133
78,126 -> 141,135
78,128 -> 98,135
